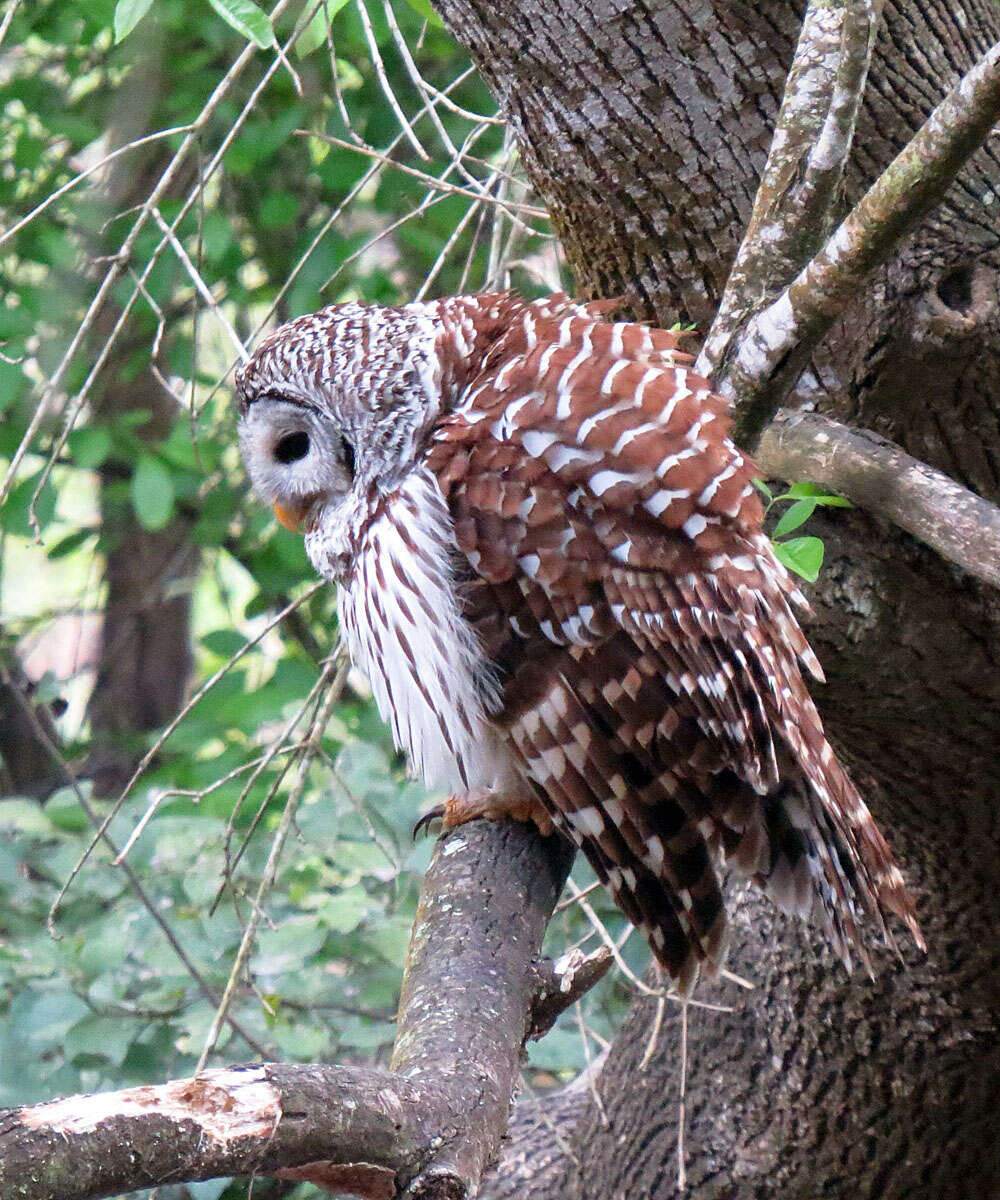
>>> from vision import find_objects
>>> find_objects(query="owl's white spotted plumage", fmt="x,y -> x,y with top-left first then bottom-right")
236,291 -> 923,990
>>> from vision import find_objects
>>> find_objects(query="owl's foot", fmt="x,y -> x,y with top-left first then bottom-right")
413,788 -> 554,838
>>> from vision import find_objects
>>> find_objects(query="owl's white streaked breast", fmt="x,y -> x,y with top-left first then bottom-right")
336,467 -> 522,796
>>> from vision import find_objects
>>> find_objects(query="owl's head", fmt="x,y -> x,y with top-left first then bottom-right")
236,300 -> 454,536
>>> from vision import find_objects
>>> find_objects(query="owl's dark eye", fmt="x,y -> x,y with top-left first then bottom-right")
274,430 -> 310,464
341,434 -> 356,480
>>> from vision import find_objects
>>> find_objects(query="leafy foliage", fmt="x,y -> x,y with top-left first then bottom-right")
754,479 -> 852,582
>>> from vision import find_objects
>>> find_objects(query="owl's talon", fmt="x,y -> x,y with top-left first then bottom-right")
412,805 -> 445,840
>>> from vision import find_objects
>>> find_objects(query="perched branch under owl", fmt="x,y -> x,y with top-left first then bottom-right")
0,820 -> 573,1200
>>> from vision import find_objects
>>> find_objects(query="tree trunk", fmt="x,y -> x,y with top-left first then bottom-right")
429,2 -> 1000,1196
84,55 -> 199,797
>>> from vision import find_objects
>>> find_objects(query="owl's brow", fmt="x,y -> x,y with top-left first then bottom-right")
252,387 -> 322,415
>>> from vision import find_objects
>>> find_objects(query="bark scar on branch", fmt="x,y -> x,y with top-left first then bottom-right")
528,946 -> 614,1041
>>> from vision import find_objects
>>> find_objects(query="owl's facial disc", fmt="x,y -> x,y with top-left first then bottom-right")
238,396 -> 355,532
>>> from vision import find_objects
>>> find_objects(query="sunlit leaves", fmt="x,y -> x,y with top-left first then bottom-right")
204,0 -> 275,48
113,0 -> 156,42
131,454 -> 176,529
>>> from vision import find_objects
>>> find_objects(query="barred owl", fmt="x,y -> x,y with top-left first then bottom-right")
236,292 -> 922,991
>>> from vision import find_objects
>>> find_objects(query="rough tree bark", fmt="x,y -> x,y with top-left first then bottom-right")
421,2 -> 1000,1197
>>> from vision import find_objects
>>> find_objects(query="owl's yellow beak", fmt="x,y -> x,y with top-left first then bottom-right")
273,500 -> 304,532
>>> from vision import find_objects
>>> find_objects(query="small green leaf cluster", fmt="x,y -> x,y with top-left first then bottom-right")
753,480 -> 852,582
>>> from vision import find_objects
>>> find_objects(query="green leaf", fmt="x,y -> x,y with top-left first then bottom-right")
401,0 -> 446,28
46,788 -> 90,833
204,0 -> 276,47
47,528 -> 97,559
774,536 -> 824,582
68,426 -> 112,469
113,0 -> 155,42
131,455 -> 175,530
259,191 -> 301,228
319,888 -> 370,934
772,498 -> 817,538
751,477 -> 773,504
201,629 -> 249,658
784,482 -> 850,506
295,0 -> 351,58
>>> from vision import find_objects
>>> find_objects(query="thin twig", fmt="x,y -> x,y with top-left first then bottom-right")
195,655 -> 349,1071
302,129 -> 550,219
676,999 -> 689,1192
355,0 -> 430,161
0,125 -> 196,250
0,0 -> 22,48
149,206 -> 249,362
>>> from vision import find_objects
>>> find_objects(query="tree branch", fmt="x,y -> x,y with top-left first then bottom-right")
709,38 -> 1000,447
756,410 -> 1000,589
0,820 -> 574,1200
0,1065 -> 425,1200
701,0 -> 882,369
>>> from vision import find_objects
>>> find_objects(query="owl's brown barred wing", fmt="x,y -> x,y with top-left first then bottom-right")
427,293 -> 921,979
502,639 -> 728,991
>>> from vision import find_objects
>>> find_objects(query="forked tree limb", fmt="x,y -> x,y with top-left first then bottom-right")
0,821 -> 574,1200
700,38 -> 1000,446
756,410 -> 1000,590
701,0 -> 883,368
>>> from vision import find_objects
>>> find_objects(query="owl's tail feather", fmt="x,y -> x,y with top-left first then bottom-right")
716,765 -> 924,972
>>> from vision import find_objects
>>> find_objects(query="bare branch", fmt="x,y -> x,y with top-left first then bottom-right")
716,38 -> 1000,448
0,820 -> 572,1199
700,0 -> 882,369
528,947 -> 614,1041
0,1064 -> 433,1200
756,410 -> 1000,590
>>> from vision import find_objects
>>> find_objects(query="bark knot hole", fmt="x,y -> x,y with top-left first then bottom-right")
934,261 -> 995,322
